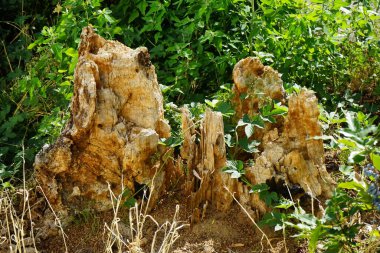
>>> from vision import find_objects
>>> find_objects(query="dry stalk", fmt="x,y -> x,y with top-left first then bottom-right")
104,183 -> 129,253
0,141 -> 40,253
0,189 -> 39,253
37,186 -> 68,253
104,180 -> 188,253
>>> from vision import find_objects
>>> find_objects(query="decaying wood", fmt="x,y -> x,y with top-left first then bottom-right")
34,28 -> 334,218
34,26 -> 171,211
183,57 -> 335,217
232,57 -> 285,119
232,58 -> 334,200
245,89 -> 335,198
181,108 -> 268,216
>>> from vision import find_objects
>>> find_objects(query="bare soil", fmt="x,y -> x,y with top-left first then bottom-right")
37,190 -> 305,253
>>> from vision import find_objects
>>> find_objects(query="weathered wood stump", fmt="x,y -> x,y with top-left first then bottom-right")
35,27 -> 171,211
182,57 -> 335,216
34,28 -> 334,216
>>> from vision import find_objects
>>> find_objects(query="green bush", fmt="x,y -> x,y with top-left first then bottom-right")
109,0 -> 379,107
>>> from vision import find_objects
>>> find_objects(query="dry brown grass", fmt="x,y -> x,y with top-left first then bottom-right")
103,182 -> 188,253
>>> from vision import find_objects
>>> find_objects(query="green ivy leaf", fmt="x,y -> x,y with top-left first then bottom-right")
275,198 -> 295,209
223,160 -> 245,178
238,137 -> 260,153
216,102 -> 235,117
262,191 -> 278,206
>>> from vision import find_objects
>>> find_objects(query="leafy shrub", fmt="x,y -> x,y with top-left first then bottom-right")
108,0 -> 379,108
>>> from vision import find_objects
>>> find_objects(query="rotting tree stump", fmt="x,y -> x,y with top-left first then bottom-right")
35,26 -> 173,212
35,28 -> 335,216
182,57 -> 335,217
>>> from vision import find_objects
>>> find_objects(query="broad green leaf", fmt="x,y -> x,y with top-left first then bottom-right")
59,81 -> 71,86
251,115 -> 265,128
258,211 -> 285,227
104,13 -> 115,23
128,9 -> 139,23
291,212 -> 317,227
31,77 -> 41,88
251,183 -> 269,193
348,151 -> 365,164
337,138 -> 357,148
223,160 -> 245,178
239,138 -> 260,153
339,165 -> 354,177
123,197 -> 137,208
370,153 -> 380,171
51,43 -> 63,62
205,99 -> 219,108
271,107 -> 287,115
216,102 -> 235,117
137,1 -> 148,15
1,181 -> 13,189
65,48 -> 77,57
262,191 -> 278,206
357,111 -> 366,123
27,37 -> 44,50
338,181 -> 365,191
345,111 -> 356,131
113,26 -> 123,35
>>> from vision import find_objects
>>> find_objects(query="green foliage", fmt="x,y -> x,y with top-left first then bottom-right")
223,160 -> 245,179
251,183 -> 279,206
2,0 -> 378,183
337,111 -> 379,163
122,188 -> 137,208
108,0 -> 380,109
224,100 -> 287,156
110,0 -> 246,102
257,176 -> 379,252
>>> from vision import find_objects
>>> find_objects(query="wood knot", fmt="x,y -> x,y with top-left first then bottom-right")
138,50 -> 152,67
